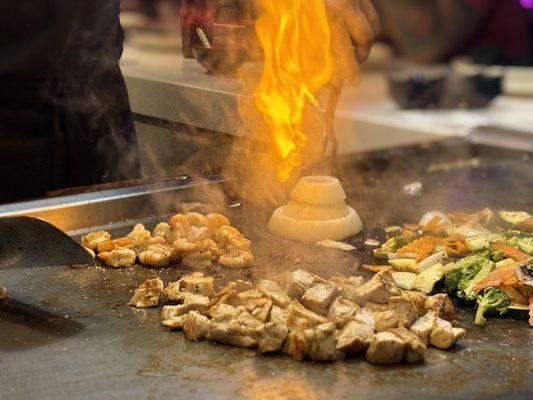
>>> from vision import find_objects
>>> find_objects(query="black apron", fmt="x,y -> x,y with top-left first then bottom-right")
0,0 -> 140,203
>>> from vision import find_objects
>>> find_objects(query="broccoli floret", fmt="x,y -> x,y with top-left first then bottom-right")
475,288 -> 511,326
517,237 -> 533,256
463,260 -> 495,301
381,236 -> 410,252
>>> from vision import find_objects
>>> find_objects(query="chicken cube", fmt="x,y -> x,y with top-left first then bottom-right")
182,311 -> 211,342
303,322 -> 338,362
401,291 -> 428,317
354,278 -> 391,305
410,312 -> 437,343
286,301 -> 328,327
257,280 -> 292,308
387,296 -> 418,327
250,300 -> 273,322
365,331 -> 406,365
372,310 -> 399,332
179,273 -> 215,298
336,318 -> 375,355
128,278 -> 164,308
161,315 -> 186,329
429,318 -> 465,350
424,294 -> 456,321
390,327 -> 426,363
328,297 -> 359,328
301,282 -> 340,316
163,281 -> 185,302
280,269 -> 316,299
257,322 -> 289,354
161,293 -> 210,317
207,321 -> 257,348
217,280 -> 254,297
216,290 -> 245,308
283,332 -> 308,362
208,303 -> 240,322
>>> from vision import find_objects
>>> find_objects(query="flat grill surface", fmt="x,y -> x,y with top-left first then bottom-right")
1,139 -> 532,400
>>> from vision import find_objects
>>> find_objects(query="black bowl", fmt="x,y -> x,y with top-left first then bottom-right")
192,45 -> 249,75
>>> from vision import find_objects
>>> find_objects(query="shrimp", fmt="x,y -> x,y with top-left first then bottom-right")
98,248 -> 137,268
218,248 -> 254,269
173,238 -> 201,253
96,237 -> 134,253
81,231 -> 111,250
152,222 -> 169,238
182,248 -> 212,269
206,213 -> 230,234
186,212 -> 208,228
139,243 -> 176,267
215,225 -> 251,249
166,214 -> 190,243
202,238 -> 224,259
127,224 -> 152,247
187,226 -> 211,243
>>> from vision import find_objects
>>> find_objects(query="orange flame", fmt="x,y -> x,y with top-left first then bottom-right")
254,0 -> 335,182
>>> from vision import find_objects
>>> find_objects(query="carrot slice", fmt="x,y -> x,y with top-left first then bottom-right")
491,242 -> 530,263
424,216 -> 442,232
473,262 -> 518,292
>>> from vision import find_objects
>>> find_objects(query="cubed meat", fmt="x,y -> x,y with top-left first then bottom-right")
161,293 -> 210,317
410,312 -> 437,342
303,322 -> 338,362
217,280 -> 254,297
128,278 -> 164,308
336,318 -> 375,355
424,294 -> 456,321
257,280 -> 292,308
216,290 -> 245,308
365,332 -> 406,365
238,289 -> 266,302
354,278 -> 391,305
208,303 -> 240,322
280,269 -> 316,299
390,327 -> 426,363
250,300 -> 273,322
287,301 -> 328,327
387,296 -> 418,327
372,310 -> 399,332
283,332 -> 308,362
163,281 -> 185,302
207,320 -> 257,348
328,297 -> 359,328
179,273 -> 215,298
161,315 -> 186,329
301,282 -> 340,316
182,311 -> 210,341
401,291 -> 428,317
429,318 -> 465,350
257,322 -> 289,354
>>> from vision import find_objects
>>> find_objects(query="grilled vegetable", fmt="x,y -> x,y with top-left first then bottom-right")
391,271 -> 417,290
474,288 -> 511,326
388,258 -> 418,273
465,235 -> 489,252
414,264 -> 444,294
499,211 -> 532,226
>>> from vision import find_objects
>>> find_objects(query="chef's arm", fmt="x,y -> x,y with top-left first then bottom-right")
373,0 -> 484,63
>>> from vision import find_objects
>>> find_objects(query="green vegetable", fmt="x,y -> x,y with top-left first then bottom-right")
414,264 -> 444,294
388,258 -> 418,273
474,288 -> 511,326
517,237 -> 533,255
463,260 -> 495,301
465,235 -> 489,251
444,249 -> 503,300
381,236 -> 410,253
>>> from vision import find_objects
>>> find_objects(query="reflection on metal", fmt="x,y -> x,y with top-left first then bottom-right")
470,126 -> 533,153
0,176 -> 232,234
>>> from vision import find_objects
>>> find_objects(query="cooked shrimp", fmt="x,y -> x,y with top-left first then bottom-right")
187,226 -> 211,243
206,213 -> 230,234
215,226 -> 251,249
152,222 -> 169,238
202,238 -> 224,259
173,238 -> 201,253
166,214 -> 190,242
127,224 -> 152,247
84,247 -> 96,259
182,249 -> 212,269
98,248 -> 137,268
81,231 -> 111,250
97,237 -> 134,253
139,243 -> 176,267
186,212 -> 208,227
218,248 -> 254,269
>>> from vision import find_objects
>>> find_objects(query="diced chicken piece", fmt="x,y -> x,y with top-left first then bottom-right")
336,318 -> 375,355
390,327 -> 426,363
354,275 -> 392,305
162,315 -> 186,329
387,296 -> 418,327
279,269 -> 316,299
182,311 -> 210,342
328,297 -> 359,328
424,294 -> 456,321
364,302 -> 389,312
375,270 -> 402,296
257,280 -> 292,308
283,332 -> 308,362
163,281 -> 185,302
207,320 -> 257,348
128,278 -> 164,308
250,300 -> 273,322
301,282 -> 340,316
401,291 -> 428,317
287,301 -> 328,327
429,318 -> 465,350
208,303 -> 240,322
161,293 -> 210,317
216,290 -> 245,308
365,331 -> 406,365
179,272 -> 215,298
372,310 -> 399,332
330,275 -> 365,287
410,311 -> 437,342
257,322 -> 289,354
269,305 -> 308,332
239,289 -> 266,302
303,322 -> 338,362
182,249 -> 212,269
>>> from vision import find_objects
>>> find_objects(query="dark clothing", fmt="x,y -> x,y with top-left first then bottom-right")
0,0 -> 140,203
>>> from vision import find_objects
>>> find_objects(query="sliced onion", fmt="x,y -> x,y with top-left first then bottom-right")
388,252 -> 417,260
417,251 -> 447,272
453,224 -> 491,238
419,211 -> 451,227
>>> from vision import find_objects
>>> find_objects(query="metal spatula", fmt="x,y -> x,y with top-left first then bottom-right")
0,217 -> 93,269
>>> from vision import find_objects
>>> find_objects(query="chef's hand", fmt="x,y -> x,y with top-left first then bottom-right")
325,0 -> 380,84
